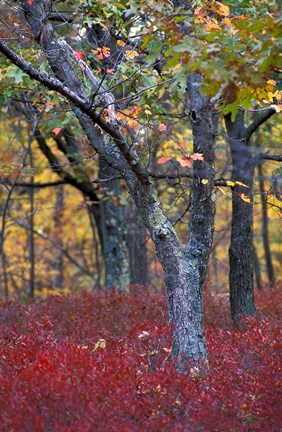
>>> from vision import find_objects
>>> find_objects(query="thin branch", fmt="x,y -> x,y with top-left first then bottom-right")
246,107 -> 277,140
0,41 -> 148,183
3,175 -> 236,188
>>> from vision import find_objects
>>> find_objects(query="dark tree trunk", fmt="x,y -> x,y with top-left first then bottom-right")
225,111 -> 256,323
27,148 -> 35,299
258,160 -> 275,283
126,202 -> 148,286
99,156 -> 129,292
253,244 -> 263,290
53,185 -> 64,289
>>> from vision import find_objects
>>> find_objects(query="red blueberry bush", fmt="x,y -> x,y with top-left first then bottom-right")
0,285 -> 281,431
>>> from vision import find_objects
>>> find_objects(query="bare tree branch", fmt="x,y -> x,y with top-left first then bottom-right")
246,107 -> 277,140
259,152 -> 282,162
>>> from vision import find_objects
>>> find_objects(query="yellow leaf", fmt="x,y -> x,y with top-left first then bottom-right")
240,193 -> 251,203
117,40 -> 126,47
226,180 -> 235,187
215,1 -> 230,16
223,17 -> 232,27
125,50 -> 139,60
267,79 -> 276,86
235,181 -> 248,188
201,179 -> 209,184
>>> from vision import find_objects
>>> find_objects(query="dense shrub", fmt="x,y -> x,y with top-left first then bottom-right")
0,285 -> 281,431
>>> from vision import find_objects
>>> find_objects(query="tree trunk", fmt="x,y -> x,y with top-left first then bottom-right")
253,244 -> 263,290
27,148 -> 35,299
53,185 -> 64,289
126,202 -> 148,286
99,156 -> 129,292
225,111 -> 256,323
258,160 -> 275,283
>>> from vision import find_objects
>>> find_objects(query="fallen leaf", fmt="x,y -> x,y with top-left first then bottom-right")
201,179 -> 209,184
226,180 -> 235,187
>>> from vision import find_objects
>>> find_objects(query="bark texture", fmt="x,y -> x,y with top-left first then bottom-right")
225,111 -> 256,322
99,157 -> 129,291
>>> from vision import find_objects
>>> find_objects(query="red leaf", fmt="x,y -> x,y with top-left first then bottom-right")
157,156 -> 171,164
191,153 -> 204,161
177,156 -> 192,168
74,51 -> 84,61
52,127 -> 62,136
158,124 -> 167,132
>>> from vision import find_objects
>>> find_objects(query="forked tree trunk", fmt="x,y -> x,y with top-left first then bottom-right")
2,1 -> 216,369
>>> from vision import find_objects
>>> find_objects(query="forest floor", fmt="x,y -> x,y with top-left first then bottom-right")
0,283 -> 281,431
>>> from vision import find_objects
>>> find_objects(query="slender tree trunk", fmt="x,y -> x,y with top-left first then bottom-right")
126,202 -> 148,286
258,160 -> 275,283
99,156 -> 129,292
27,148 -> 35,299
225,112 -> 256,323
253,244 -> 263,290
53,186 -> 64,289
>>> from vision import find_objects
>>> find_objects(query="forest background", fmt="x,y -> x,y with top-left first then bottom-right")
0,0 -> 281,430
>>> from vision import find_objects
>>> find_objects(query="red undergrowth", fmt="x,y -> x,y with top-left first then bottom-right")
0,284 -> 281,431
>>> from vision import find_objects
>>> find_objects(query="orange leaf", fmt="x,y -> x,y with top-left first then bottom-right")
52,127 -> 62,136
157,156 -> 171,164
130,107 -> 143,119
117,40 -> 126,47
92,47 -> 111,60
191,153 -> 204,161
74,51 -> 84,60
158,124 -> 167,132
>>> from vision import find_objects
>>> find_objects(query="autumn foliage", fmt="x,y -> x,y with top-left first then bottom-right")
0,285 -> 281,432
